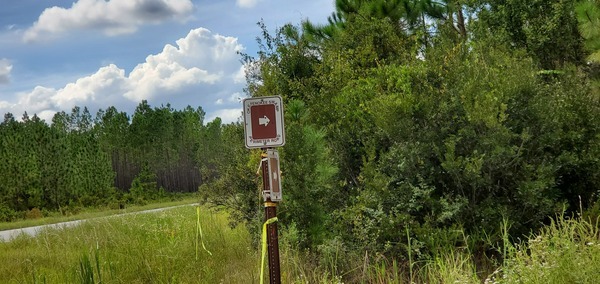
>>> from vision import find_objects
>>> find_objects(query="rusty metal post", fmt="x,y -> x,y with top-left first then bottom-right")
261,151 -> 281,284
264,202 -> 280,284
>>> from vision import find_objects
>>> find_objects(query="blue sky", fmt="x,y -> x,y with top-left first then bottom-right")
0,0 -> 334,123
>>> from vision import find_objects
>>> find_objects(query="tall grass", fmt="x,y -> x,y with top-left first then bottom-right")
277,213 -> 600,284
0,205 -> 256,283
2,205 -> 599,283
491,214 -> 600,284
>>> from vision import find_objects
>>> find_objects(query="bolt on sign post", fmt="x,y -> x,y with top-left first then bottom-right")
243,96 -> 285,284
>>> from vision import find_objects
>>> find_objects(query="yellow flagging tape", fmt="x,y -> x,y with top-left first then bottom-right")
196,206 -> 212,260
260,217 -> 278,284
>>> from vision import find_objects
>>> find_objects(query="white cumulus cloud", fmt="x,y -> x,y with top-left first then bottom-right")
125,27 -> 244,101
236,0 -> 263,8
24,0 -> 194,42
18,87 -> 57,111
3,28 -> 246,124
0,101 -> 13,109
206,108 -> 243,123
0,59 -> 12,84
52,64 -> 129,108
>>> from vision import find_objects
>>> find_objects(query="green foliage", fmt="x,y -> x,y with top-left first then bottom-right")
0,110 -> 115,213
2,2 -> 599,282
0,101 -> 213,219
128,165 -> 161,204
576,0 -> 600,62
0,202 -> 17,222
279,100 -> 338,248
279,215 -> 600,283
197,122 -> 261,233
302,0 -> 466,44
337,38 -> 599,256
309,14 -> 416,192
492,215 -> 600,283
242,3 -> 600,272
476,0 -> 586,69
24,208 -> 43,220
197,117 -> 224,184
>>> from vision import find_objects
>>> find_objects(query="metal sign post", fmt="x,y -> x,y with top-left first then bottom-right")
261,149 -> 281,284
244,96 -> 285,284
261,151 -> 281,284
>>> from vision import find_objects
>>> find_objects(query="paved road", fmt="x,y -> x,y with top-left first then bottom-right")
0,203 -> 199,242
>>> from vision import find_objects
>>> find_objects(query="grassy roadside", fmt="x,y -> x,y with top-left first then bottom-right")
278,215 -> 600,284
0,195 -> 200,231
1,202 -> 598,283
0,205 -> 256,283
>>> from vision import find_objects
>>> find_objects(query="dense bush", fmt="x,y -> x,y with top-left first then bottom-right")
238,0 -> 600,268
0,202 -> 17,222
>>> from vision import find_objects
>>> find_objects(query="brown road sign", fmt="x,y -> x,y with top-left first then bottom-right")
243,96 -> 285,149
251,104 -> 277,140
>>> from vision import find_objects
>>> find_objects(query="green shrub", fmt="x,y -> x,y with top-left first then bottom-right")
0,203 -> 17,222
129,165 -> 159,202
25,207 -> 43,219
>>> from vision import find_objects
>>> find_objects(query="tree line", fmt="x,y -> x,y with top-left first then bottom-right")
0,102 -> 223,220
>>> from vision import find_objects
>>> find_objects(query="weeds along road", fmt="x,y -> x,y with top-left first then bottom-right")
0,203 -> 199,242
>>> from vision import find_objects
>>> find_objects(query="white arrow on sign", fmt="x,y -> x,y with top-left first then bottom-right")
272,171 -> 278,180
259,115 -> 270,126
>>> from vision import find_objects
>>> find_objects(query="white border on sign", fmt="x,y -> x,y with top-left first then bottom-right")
243,96 -> 285,149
